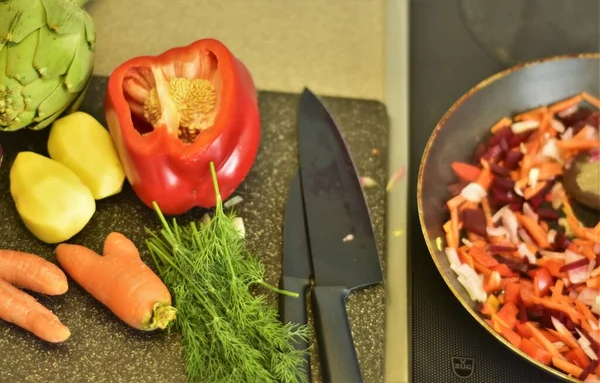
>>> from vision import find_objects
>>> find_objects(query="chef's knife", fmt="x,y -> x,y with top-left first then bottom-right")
297,88 -> 383,383
279,171 -> 312,381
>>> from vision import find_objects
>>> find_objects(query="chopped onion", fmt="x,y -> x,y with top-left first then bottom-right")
550,118 -> 567,133
460,182 -> 487,203
522,202 -> 538,222
519,142 -> 528,154
558,105 -> 578,118
594,244 -> 600,255
576,328 -> 599,361
492,205 -> 508,224
461,238 -> 473,247
547,229 -> 557,244
453,263 -> 487,302
445,247 -> 461,267
562,127 -> 574,140
567,250 -> 591,284
577,288 -> 598,307
528,168 -> 539,188
518,228 -> 535,246
592,266 -> 600,278
486,226 -> 507,237
502,208 -> 520,244
511,120 -> 540,134
513,184 -> 524,197
590,319 -> 599,332
551,316 -> 571,337
539,250 -> 566,260
541,139 -> 561,161
517,243 -> 537,265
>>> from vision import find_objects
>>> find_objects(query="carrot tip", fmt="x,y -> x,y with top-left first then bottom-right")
147,303 -> 177,330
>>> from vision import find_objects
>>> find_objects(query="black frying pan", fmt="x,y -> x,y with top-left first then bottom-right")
417,54 -> 600,382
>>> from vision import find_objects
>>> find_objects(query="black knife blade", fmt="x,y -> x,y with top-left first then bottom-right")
297,88 -> 383,383
279,171 -> 312,381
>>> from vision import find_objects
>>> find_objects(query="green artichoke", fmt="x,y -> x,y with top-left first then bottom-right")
0,0 -> 95,131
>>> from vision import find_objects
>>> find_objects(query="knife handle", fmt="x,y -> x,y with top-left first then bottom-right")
312,286 -> 363,383
279,276 -> 312,381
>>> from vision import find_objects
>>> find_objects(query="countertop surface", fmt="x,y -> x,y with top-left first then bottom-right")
87,0 -> 385,101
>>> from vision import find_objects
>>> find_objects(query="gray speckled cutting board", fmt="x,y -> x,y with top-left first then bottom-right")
0,76 -> 388,383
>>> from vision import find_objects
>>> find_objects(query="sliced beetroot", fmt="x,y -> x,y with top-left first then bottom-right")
509,203 -> 523,212
488,244 -> 518,252
462,208 -> 487,237
527,193 -> 546,210
499,136 -> 510,153
473,142 -> 487,162
492,188 -> 522,205
492,254 -> 530,275
504,151 -> 524,170
492,176 -> 515,191
558,108 -> 593,128
527,181 -> 555,209
536,208 -> 560,221
490,162 -> 509,177
509,130 -> 535,148
527,303 -> 544,320
488,126 -> 514,147
579,359 -> 599,381
553,231 -> 571,251
518,300 -> 528,323
559,257 -> 589,272
482,144 -> 504,162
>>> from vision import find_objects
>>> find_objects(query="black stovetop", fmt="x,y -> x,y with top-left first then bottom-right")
408,1 -> 600,382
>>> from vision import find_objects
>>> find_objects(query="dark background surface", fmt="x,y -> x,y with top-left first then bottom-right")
409,0 -> 599,382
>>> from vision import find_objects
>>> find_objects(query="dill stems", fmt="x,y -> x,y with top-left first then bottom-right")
145,163 -> 311,383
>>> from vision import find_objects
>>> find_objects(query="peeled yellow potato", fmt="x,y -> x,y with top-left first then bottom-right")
48,112 -> 126,200
10,152 -> 96,244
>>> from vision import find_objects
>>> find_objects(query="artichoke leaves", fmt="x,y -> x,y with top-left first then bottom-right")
0,0 -> 95,131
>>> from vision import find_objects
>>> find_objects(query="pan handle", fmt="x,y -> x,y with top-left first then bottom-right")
312,285 -> 363,383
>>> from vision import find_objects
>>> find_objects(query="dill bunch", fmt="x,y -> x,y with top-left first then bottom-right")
145,162 -> 311,383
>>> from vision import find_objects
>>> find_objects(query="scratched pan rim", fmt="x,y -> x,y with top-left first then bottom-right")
417,53 -> 600,383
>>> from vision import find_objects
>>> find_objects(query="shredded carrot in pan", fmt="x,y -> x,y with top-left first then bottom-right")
443,92 -> 600,382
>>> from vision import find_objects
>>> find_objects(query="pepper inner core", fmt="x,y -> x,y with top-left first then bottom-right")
122,52 -> 221,144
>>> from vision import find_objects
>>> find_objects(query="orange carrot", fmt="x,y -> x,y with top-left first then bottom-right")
552,356 -> 583,377
55,232 -> 177,331
451,161 -> 481,182
514,106 -> 547,121
537,162 -> 563,180
0,278 -> 70,343
582,92 -> 600,108
475,165 -> 493,190
556,139 -> 600,151
490,117 -> 512,133
524,181 -> 547,200
0,250 -> 68,296
549,94 -> 582,114
517,213 -> 550,248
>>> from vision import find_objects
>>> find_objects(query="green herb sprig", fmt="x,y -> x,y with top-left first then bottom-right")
145,162 -> 311,383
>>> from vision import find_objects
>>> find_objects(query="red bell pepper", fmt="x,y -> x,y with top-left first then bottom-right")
105,38 -> 260,215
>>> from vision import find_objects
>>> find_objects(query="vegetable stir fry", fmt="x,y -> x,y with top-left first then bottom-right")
444,92 -> 600,381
